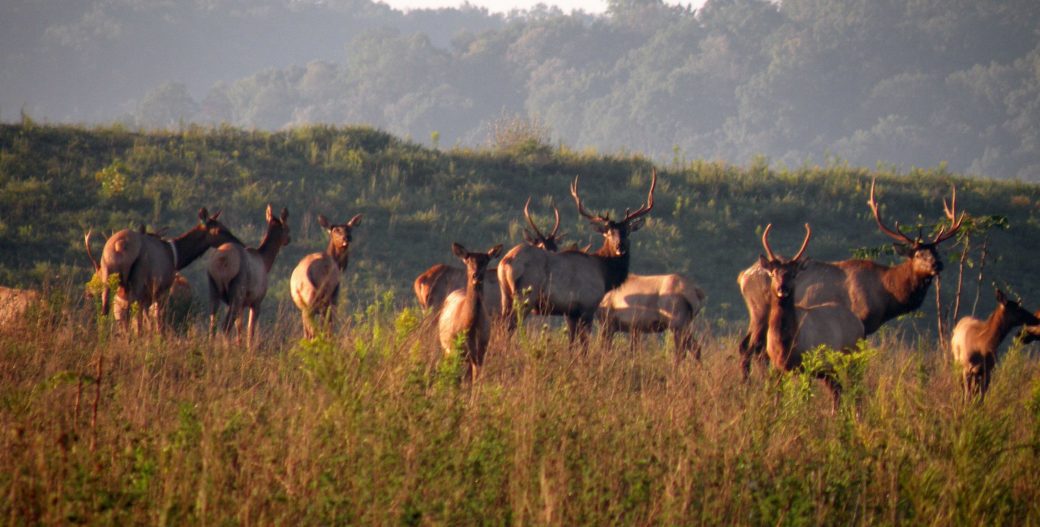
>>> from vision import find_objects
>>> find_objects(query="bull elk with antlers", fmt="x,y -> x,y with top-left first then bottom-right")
414,199 -> 562,314
207,205 -> 290,346
951,290 -> 1040,401
438,243 -> 503,382
498,169 -> 656,342
598,274 -> 706,362
290,213 -> 362,338
759,223 -> 864,409
85,209 -> 240,331
738,179 -> 965,377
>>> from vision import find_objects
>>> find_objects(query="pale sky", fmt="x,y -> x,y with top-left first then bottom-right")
379,0 -> 706,15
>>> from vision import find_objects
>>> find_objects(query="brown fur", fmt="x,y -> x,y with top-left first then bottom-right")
738,179 -> 964,378
413,264 -> 501,316
951,290 -> 1040,401
438,243 -> 503,382
598,273 -> 706,362
290,213 -> 362,338
208,205 -> 290,346
87,209 -> 239,332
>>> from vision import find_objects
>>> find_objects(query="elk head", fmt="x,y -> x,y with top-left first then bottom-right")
318,213 -> 363,253
868,178 -> 965,279
452,243 -> 503,289
758,223 -> 812,300
265,204 -> 291,248
994,289 -> 1040,328
571,167 -> 656,257
522,197 -> 563,251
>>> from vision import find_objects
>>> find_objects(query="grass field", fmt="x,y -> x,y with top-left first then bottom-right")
3,285 -> 1040,525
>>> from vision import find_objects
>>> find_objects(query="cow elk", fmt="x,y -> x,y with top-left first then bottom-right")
414,198 -> 562,314
738,178 -> 964,378
85,209 -> 239,332
598,274 -> 706,362
759,223 -> 864,410
208,205 -> 290,346
290,213 -> 362,338
951,289 -> 1040,401
499,168 -> 656,342
438,243 -> 503,382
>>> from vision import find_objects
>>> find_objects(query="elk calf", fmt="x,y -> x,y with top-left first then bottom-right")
438,243 -> 503,382
951,290 -> 1040,400
759,224 -> 864,409
290,213 -> 362,338
208,205 -> 290,346
598,273 -> 706,362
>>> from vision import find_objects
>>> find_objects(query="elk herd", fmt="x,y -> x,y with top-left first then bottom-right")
79,170 -> 1040,404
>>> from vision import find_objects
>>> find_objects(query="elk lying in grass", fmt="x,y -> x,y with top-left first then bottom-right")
598,273 -> 706,362
738,178 -> 964,378
499,169 -> 656,342
208,205 -> 290,346
438,243 -> 503,382
414,198 -> 562,314
759,224 -> 864,409
290,213 -> 362,338
951,289 -> 1040,401
85,209 -> 239,331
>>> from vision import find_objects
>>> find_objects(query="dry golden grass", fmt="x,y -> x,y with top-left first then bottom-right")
3,288 -> 1040,525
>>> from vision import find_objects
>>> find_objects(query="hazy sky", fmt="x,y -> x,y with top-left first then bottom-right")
378,0 -> 706,14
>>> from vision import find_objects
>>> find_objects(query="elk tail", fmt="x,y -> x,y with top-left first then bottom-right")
84,230 -> 100,272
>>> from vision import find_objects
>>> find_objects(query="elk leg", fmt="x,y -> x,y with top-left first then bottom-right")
820,375 -> 842,414
207,277 -> 221,336
247,304 -> 259,349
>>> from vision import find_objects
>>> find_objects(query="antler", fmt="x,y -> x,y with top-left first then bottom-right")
933,183 -> 966,244
523,197 -> 547,241
761,223 -> 812,263
621,167 -> 657,224
571,176 -> 609,225
868,178 -> 915,245
549,198 -> 561,238
84,230 -> 100,272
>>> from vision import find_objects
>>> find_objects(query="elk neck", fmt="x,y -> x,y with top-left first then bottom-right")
255,226 -> 285,272
879,259 -> 933,317
592,244 -> 631,292
326,239 -> 351,271
766,289 -> 799,365
169,227 -> 237,271
978,304 -> 1021,353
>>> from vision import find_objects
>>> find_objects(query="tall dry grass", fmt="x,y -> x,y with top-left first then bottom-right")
3,286 -> 1040,525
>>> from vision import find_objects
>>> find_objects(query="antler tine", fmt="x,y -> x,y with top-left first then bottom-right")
523,196 -> 547,240
761,223 -> 778,262
867,177 -> 914,244
791,223 -> 812,262
933,183 -> 966,244
622,167 -> 657,223
550,198 -> 561,238
571,175 -> 607,224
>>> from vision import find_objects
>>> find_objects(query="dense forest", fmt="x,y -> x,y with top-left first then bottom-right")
3,0 -> 1040,179
3,121 -> 1040,333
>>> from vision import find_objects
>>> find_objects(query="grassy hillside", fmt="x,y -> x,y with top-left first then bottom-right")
3,121 -> 1040,331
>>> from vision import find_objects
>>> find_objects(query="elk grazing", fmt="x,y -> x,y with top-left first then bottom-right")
499,168 -> 656,342
290,213 -> 362,338
951,289 -> 1040,401
85,209 -> 240,331
738,178 -> 964,377
438,243 -> 503,382
598,274 -> 706,362
207,205 -> 290,345
759,223 -> 864,409
413,198 -> 562,314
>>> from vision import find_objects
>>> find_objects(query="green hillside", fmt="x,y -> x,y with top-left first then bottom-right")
3,121 -> 1040,332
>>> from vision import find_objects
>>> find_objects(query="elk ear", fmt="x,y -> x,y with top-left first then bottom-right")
893,243 -> 914,257
347,214 -> 363,228
451,242 -> 467,259
628,217 -> 646,232
488,244 -> 503,258
317,214 -> 331,230
996,289 -> 1007,304
266,204 -> 274,222
198,208 -> 209,223
758,255 -> 770,268
590,222 -> 609,234
799,259 -> 811,270
280,208 -> 289,222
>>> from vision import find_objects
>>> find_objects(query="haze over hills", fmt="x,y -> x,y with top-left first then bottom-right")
2,0 -> 1040,179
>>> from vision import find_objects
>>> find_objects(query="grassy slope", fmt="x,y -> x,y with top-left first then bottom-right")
3,122 -> 1040,332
